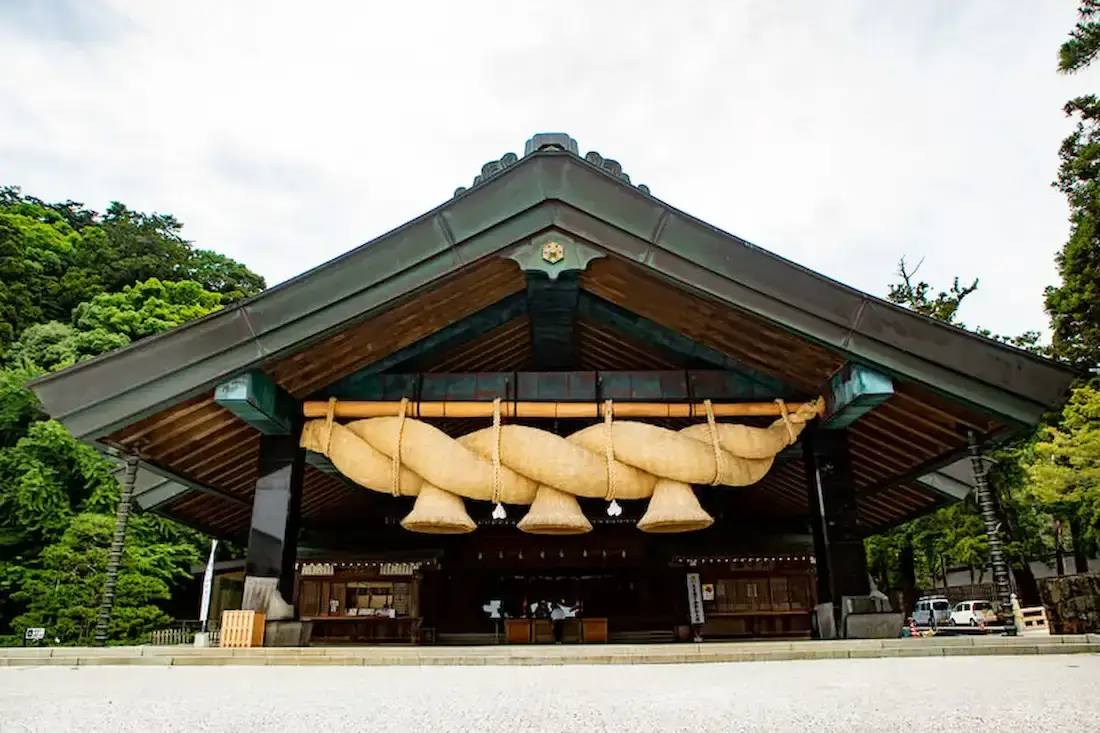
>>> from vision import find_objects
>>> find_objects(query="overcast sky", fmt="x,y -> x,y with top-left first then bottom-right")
3,0 -> 1099,340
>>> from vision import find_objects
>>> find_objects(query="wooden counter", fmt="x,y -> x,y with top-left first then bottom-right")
501,618 -> 608,644
305,616 -> 420,644
505,619 -> 532,643
581,617 -> 608,643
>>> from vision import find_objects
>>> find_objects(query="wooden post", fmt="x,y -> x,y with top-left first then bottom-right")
803,428 -> 868,639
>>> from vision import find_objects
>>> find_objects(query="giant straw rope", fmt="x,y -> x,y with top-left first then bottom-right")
300,398 -> 823,535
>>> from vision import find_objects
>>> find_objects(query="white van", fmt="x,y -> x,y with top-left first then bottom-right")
950,600 -> 997,626
912,596 -> 952,626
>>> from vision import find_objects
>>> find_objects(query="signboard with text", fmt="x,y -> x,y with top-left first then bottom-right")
686,573 -> 705,625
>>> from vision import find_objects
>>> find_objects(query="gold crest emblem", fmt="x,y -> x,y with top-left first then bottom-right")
541,241 -> 564,264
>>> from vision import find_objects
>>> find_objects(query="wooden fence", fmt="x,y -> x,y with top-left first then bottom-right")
148,621 -> 220,646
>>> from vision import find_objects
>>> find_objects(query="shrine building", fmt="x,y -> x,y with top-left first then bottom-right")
29,134 -> 1075,645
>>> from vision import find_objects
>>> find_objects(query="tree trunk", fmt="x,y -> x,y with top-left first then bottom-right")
900,539 -> 917,617
1070,515 -> 1091,575
1054,519 -> 1066,576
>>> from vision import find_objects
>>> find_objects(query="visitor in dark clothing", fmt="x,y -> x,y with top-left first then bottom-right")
551,601 -> 566,643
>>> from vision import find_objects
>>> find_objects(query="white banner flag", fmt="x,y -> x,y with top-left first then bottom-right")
199,539 -> 218,626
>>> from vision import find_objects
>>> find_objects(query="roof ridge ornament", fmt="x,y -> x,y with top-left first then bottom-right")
454,133 -> 650,197
583,151 -> 650,195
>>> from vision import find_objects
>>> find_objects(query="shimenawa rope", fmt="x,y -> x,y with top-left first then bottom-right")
391,397 -> 408,497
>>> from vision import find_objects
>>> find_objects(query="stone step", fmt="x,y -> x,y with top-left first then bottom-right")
3,635 -> 1098,667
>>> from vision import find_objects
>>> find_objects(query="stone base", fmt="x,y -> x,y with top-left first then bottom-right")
844,613 -> 904,639
242,576 -> 295,621
192,632 -> 211,648
814,603 -> 837,640
1038,572 -> 1100,634
264,620 -> 313,648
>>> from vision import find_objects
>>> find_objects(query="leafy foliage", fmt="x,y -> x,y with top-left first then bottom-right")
0,363 -> 45,448
1027,385 -> 1100,550
0,187 -> 262,644
1060,0 -> 1100,74
0,202 -> 85,346
5,511 -> 202,644
1046,94 -> 1100,372
888,257 -> 979,325
4,277 -> 223,373
0,187 -> 265,356
0,420 -> 116,558
1046,6 -> 1100,372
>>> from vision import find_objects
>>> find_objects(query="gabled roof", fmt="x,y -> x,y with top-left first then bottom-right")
30,135 -> 1075,441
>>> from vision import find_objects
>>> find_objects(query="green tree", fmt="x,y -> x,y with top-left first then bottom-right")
1027,384 -> 1100,551
1048,2 -> 1100,371
0,273 -> 235,642
6,510 -> 202,645
0,186 -> 262,643
3,321 -> 127,374
72,278 -> 222,339
0,188 -> 266,355
0,420 -> 117,561
0,203 -> 87,347
1045,94 -> 1100,371
4,278 -> 222,373
0,364 -> 44,448
186,248 -> 266,303
1060,0 -> 1100,74
888,257 -> 978,325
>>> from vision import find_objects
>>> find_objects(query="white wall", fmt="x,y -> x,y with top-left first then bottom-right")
941,556 -> 1100,588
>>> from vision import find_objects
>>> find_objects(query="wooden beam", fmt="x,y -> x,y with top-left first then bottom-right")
311,370 -> 806,404
318,293 -> 529,397
302,399 -> 823,419
526,271 -> 580,369
577,292 -> 796,396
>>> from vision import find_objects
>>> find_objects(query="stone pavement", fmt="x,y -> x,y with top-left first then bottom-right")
1,633 -> 1098,666
2,655 -> 1099,732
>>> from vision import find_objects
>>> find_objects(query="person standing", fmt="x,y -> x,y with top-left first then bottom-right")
550,601 -> 566,644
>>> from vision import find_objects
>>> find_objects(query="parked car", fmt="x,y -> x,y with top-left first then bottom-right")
912,596 -> 952,626
949,600 -> 997,626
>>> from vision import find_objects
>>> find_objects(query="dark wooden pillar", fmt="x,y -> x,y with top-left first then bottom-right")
242,421 -> 304,619
802,429 -> 869,614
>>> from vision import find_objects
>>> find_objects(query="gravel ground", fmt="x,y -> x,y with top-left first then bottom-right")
2,655 -> 1099,732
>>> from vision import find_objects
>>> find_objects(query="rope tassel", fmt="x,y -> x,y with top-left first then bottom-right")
491,397 -> 506,519
604,399 -> 620,518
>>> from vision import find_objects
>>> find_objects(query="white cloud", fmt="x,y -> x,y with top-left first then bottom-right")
2,0 -> 1098,339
